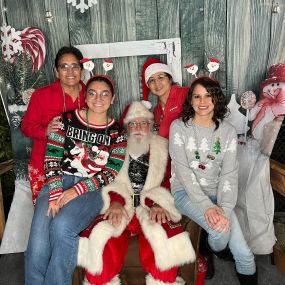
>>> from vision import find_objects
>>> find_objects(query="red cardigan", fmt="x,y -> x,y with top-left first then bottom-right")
153,84 -> 189,189
21,80 -> 86,172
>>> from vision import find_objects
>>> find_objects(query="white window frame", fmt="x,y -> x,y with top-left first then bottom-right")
76,38 -> 182,85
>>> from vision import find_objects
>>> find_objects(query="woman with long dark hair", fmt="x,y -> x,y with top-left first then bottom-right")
169,77 -> 257,285
25,75 -> 127,285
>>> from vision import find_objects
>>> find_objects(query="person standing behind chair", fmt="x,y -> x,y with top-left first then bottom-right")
169,77 -> 257,285
21,46 -> 86,204
25,75 -> 127,285
142,58 -> 189,189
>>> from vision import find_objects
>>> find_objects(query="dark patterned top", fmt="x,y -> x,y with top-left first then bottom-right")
128,153 -> 149,207
44,109 -> 127,201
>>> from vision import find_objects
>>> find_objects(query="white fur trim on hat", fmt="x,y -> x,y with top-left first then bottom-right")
124,101 -> 154,125
145,63 -> 173,85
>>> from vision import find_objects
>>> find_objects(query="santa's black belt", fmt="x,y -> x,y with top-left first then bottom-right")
132,193 -> 140,208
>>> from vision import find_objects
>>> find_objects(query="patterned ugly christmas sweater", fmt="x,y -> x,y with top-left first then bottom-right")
44,109 -> 127,202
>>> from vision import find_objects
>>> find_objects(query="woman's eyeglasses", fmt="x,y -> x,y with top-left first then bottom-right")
147,74 -> 168,86
58,63 -> 81,71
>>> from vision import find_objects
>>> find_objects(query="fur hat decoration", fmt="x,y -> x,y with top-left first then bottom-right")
124,101 -> 154,125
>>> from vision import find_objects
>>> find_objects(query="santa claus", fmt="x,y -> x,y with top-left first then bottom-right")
78,101 -> 195,285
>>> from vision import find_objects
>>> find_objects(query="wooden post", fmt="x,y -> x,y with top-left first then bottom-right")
0,159 -> 13,240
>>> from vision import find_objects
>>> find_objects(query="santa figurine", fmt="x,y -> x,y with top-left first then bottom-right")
103,59 -> 113,74
207,58 -> 220,76
250,63 -> 285,144
184,63 -> 198,77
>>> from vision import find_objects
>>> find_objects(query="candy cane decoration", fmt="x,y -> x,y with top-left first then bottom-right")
20,27 -> 46,72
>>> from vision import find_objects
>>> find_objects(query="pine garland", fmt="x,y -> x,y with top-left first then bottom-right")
0,49 -> 45,105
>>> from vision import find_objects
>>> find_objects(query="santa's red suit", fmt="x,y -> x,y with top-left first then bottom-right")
78,135 -> 195,285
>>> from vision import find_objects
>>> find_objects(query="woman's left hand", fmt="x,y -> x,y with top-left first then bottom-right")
213,215 -> 230,233
56,188 -> 78,208
149,204 -> 171,224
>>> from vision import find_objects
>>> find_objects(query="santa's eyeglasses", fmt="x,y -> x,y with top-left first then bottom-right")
128,121 -> 150,128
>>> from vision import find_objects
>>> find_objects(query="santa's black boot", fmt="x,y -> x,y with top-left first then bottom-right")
236,271 -> 258,285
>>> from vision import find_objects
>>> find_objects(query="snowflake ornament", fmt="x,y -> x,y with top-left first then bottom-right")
67,0 -> 98,13
1,25 -> 22,61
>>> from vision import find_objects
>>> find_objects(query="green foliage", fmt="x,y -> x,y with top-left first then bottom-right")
0,52 -> 45,105
0,103 -> 12,162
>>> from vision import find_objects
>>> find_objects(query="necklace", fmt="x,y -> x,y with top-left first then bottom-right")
85,109 -> 109,159
62,85 -> 81,112
192,122 -> 221,170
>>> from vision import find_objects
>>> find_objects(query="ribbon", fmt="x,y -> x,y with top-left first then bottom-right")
252,88 -> 285,132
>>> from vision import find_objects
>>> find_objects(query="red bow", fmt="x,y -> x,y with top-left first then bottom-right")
252,88 -> 285,131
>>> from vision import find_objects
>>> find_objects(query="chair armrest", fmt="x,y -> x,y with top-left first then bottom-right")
270,159 -> 285,197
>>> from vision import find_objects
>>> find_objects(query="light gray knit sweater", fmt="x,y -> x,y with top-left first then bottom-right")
169,118 -> 238,218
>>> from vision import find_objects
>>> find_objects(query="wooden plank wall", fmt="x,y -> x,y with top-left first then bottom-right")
3,0 -> 285,119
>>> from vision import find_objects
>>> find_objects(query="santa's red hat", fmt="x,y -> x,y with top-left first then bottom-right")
261,63 -> 285,89
209,58 -> 219,63
141,58 -> 173,101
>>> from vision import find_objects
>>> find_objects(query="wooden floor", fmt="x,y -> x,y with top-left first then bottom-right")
0,253 -> 285,285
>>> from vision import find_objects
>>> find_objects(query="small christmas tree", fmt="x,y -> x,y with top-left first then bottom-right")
213,137 -> 221,154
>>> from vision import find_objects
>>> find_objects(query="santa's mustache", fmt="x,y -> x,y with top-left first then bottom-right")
130,131 -> 146,136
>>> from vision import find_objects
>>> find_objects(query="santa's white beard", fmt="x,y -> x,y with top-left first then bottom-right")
128,132 -> 151,159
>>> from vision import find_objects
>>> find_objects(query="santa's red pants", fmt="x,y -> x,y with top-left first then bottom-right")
84,215 -> 178,284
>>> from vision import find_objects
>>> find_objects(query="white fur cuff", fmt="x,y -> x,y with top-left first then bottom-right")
146,274 -> 185,285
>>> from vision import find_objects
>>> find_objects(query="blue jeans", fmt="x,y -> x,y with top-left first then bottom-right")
25,175 -> 103,285
173,190 -> 256,275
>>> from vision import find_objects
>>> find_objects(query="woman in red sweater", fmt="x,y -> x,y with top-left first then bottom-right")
21,46 -> 86,203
